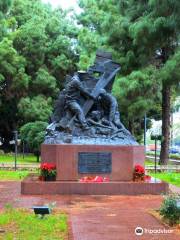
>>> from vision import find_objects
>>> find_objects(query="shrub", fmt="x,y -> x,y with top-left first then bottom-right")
160,194 -> 180,226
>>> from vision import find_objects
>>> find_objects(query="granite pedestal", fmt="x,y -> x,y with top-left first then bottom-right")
41,144 -> 145,181
21,144 -> 169,195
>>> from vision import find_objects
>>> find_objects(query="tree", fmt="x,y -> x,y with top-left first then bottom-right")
0,0 -> 12,40
0,38 -> 29,150
0,0 -> 78,151
18,95 -> 53,122
77,0 -> 161,142
113,66 -> 160,141
77,0 -> 180,164
20,121 -> 48,162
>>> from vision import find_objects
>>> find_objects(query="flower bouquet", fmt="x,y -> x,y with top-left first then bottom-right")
133,164 -> 145,182
40,163 -> 56,181
79,176 -> 110,183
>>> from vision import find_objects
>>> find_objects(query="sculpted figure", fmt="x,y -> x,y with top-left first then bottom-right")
98,89 -> 122,128
64,73 -> 93,129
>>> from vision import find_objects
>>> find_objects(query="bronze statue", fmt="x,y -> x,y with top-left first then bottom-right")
45,50 -> 137,145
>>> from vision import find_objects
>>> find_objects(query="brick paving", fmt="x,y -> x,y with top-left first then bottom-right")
0,181 -> 180,240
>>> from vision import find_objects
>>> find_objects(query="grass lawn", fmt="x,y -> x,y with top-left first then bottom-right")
150,172 -> 180,187
0,154 -> 38,164
145,158 -> 154,166
0,208 -> 68,240
0,170 -> 30,181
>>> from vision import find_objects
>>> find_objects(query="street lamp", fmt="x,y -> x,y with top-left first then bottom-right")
150,134 -> 162,174
13,130 -> 18,171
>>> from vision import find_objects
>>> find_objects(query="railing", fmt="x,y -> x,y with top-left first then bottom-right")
146,155 -> 180,164
146,165 -> 180,172
0,162 -> 39,170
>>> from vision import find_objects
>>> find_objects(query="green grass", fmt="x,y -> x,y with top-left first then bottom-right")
0,207 -> 68,240
145,159 -> 154,166
0,154 -> 38,163
150,172 -> 180,187
0,170 -> 30,180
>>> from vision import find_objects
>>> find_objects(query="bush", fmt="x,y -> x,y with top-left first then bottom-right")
160,194 -> 180,226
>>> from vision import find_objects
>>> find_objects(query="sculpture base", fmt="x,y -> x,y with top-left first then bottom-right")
21,175 -> 168,195
41,144 -> 145,181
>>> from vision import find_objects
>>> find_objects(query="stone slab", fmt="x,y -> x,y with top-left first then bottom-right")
21,176 -> 168,195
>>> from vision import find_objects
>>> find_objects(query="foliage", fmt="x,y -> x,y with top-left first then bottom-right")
77,0 -> 162,141
18,96 -> 53,122
113,66 -> 160,139
0,0 -> 78,150
77,27 -> 104,70
77,0 -> 180,162
0,0 -> 12,40
160,194 -> 180,226
0,0 -> 179,159
0,208 -> 68,239
20,121 -> 48,161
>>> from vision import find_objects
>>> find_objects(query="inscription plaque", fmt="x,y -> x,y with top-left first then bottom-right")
78,152 -> 112,173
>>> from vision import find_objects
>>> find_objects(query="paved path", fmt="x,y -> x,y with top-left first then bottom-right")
0,181 -> 179,240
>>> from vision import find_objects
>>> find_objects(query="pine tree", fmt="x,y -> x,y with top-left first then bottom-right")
0,0 -> 78,150
77,0 -> 180,164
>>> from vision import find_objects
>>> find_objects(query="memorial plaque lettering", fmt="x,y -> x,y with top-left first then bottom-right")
78,152 -> 112,173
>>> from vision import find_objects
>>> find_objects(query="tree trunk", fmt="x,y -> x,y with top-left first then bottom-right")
159,84 -> 171,165
36,154 -> 39,162
35,152 -> 40,162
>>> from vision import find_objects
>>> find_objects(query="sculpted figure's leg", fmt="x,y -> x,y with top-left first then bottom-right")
113,111 -> 123,129
68,102 -> 87,128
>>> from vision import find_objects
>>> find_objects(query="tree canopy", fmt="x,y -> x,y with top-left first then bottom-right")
0,0 -> 179,164
0,0 -> 78,151
77,0 -> 180,164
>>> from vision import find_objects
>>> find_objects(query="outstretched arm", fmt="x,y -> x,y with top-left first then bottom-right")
76,80 -> 95,99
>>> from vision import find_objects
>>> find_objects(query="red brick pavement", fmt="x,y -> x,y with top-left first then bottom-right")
0,181 -> 179,240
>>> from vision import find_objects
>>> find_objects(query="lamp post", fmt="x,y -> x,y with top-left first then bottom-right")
144,113 -> 147,152
22,141 -> 25,160
13,130 -> 18,171
151,134 -> 162,174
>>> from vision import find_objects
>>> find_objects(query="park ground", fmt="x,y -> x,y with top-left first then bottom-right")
0,181 -> 179,239
0,154 -> 180,239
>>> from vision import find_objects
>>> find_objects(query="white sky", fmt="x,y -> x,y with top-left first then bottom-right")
42,0 -> 80,12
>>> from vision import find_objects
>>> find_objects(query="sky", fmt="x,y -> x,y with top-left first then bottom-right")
41,0 -> 80,12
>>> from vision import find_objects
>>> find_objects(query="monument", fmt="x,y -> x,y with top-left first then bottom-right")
21,51 -> 168,195
44,50 -> 136,145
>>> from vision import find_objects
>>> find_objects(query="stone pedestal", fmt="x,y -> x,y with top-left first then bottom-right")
41,144 -> 145,181
21,143 -> 168,195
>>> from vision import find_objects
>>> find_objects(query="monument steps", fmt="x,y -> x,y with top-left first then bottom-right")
21,176 -> 168,195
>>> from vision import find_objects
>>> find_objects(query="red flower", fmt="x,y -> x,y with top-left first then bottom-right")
134,164 -> 145,174
133,164 -> 145,181
79,176 -> 110,183
40,163 -> 56,170
40,162 -> 56,178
